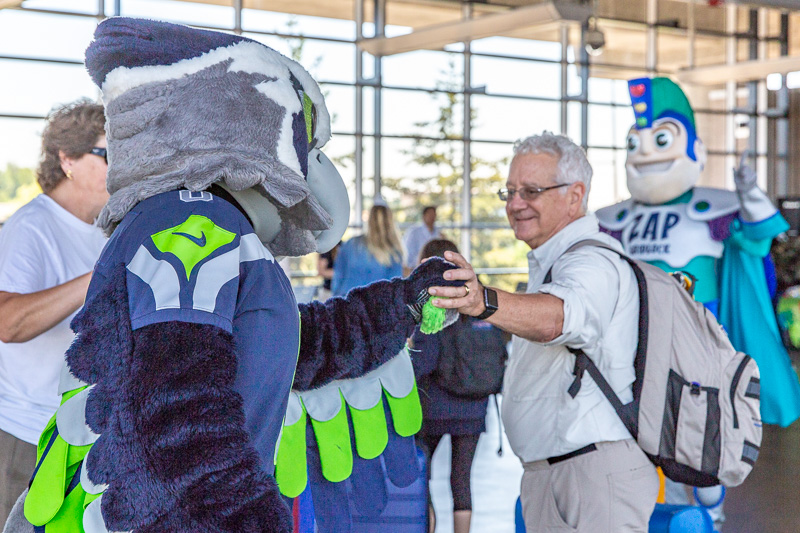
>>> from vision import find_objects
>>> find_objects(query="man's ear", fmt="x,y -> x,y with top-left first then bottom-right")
694,139 -> 707,171
569,181 -> 586,213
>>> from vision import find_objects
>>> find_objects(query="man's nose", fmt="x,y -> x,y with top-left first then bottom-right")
506,189 -> 527,210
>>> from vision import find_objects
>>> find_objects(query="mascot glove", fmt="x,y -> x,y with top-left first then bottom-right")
404,257 -> 461,324
733,153 -> 758,193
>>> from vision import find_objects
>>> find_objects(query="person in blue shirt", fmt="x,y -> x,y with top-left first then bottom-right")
332,202 -> 405,296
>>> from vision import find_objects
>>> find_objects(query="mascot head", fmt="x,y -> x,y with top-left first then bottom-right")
625,77 -> 707,205
85,17 -> 348,256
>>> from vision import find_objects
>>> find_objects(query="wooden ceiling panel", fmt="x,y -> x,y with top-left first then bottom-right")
178,0 -> 800,75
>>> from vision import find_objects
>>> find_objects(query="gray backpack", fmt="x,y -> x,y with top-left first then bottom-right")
552,240 -> 762,488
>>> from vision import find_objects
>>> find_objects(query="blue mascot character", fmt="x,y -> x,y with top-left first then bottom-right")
4,17 -> 461,533
596,76 -> 800,530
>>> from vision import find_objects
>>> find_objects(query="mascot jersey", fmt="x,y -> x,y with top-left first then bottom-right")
92,189 -> 300,471
597,76 -> 800,428
10,17 -> 463,533
23,189 -> 299,532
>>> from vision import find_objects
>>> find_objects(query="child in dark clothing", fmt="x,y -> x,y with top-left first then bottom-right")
411,239 -> 500,533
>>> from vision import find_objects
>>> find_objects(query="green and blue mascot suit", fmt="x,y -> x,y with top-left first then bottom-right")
4,17 -> 461,533
596,76 -> 800,526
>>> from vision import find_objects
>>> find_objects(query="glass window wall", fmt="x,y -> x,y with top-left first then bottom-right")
0,0 -> 796,283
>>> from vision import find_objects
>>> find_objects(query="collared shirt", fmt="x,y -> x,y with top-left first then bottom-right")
403,223 -> 441,268
501,214 -> 639,463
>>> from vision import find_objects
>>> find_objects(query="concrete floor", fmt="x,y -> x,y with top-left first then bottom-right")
429,395 -> 800,533
429,395 -> 522,533
723,420 -> 800,533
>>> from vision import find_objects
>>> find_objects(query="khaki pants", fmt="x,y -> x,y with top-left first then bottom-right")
521,439 -> 658,533
0,429 -> 36,526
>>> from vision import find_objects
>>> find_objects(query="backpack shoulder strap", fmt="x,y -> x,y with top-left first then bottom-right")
544,239 -> 648,439
567,348 -> 638,436
543,239 -> 624,283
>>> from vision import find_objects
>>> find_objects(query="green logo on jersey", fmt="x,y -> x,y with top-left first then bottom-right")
151,215 -> 236,280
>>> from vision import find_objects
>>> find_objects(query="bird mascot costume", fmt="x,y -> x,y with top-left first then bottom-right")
596,76 -> 800,529
3,17 -> 461,533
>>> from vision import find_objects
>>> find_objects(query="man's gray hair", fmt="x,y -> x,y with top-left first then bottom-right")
513,131 -> 592,210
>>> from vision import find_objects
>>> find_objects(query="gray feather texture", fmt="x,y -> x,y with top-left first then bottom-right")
98,59 -> 331,256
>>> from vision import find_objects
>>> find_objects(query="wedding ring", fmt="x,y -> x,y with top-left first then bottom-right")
464,284 -> 470,296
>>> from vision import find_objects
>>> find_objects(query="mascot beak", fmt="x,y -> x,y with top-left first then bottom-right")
307,149 -> 349,253
219,148 -> 348,255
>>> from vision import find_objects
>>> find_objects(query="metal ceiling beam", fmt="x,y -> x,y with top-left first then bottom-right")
666,0 -> 800,10
676,55 -> 800,85
357,0 -> 591,56
729,0 -> 800,10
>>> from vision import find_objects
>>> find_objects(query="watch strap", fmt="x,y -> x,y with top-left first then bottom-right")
476,287 -> 498,320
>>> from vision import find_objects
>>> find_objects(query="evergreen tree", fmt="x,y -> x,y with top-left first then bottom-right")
384,58 -> 528,291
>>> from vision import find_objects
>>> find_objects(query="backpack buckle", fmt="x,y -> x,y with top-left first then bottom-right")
690,382 -> 701,395
567,349 -> 586,399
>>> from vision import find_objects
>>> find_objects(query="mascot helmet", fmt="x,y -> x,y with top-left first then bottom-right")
85,17 -> 348,255
625,77 -> 707,204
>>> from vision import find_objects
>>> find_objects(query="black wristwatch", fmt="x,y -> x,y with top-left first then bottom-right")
476,287 -> 498,320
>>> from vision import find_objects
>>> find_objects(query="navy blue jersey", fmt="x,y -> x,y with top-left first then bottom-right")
89,189 -> 299,472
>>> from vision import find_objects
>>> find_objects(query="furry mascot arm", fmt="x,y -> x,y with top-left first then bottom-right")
295,257 -> 460,391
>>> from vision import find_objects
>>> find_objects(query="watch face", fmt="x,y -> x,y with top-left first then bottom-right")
485,287 -> 498,310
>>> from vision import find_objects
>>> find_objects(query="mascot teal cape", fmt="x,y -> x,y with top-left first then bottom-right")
4,17 -> 462,533
596,77 -> 800,430
596,77 -> 800,527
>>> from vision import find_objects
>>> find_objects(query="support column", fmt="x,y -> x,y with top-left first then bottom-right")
746,9 -> 758,174
355,0 -> 365,225
461,2 -> 473,262
756,8 -> 769,194
373,0 -> 385,201
776,13 -> 790,197
579,20 -> 589,150
646,0 -> 657,75
560,22 -> 569,135
687,0 -> 695,68
724,4 -> 737,189
234,0 -> 242,35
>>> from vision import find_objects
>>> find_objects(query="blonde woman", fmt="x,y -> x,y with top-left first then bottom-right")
332,202 -> 404,297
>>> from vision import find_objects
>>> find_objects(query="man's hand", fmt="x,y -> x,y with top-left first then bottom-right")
426,251 -> 486,317
404,256 -> 462,325
733,152 -> 757,193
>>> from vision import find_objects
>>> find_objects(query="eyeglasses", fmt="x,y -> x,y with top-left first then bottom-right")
497,183 -> 570,202
88,147 -> 108,164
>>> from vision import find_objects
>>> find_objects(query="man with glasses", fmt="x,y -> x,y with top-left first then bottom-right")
428,131 -> 658,532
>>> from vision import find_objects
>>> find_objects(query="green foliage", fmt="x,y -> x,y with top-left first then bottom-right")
0,164 -> 38,202
385,58 -> 509,229
384,58 -> 524,287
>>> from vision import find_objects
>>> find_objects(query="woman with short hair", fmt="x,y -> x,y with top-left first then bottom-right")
0,99 -> 109,522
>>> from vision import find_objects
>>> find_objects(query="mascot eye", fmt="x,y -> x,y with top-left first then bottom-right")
303,93 -> 317,147
627,133 -> 640,153
654,130 -> 674,149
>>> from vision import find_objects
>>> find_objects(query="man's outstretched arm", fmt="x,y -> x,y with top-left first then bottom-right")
295,257 -> 462,391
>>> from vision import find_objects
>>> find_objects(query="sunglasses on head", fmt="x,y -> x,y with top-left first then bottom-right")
88,147 -> 108,164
